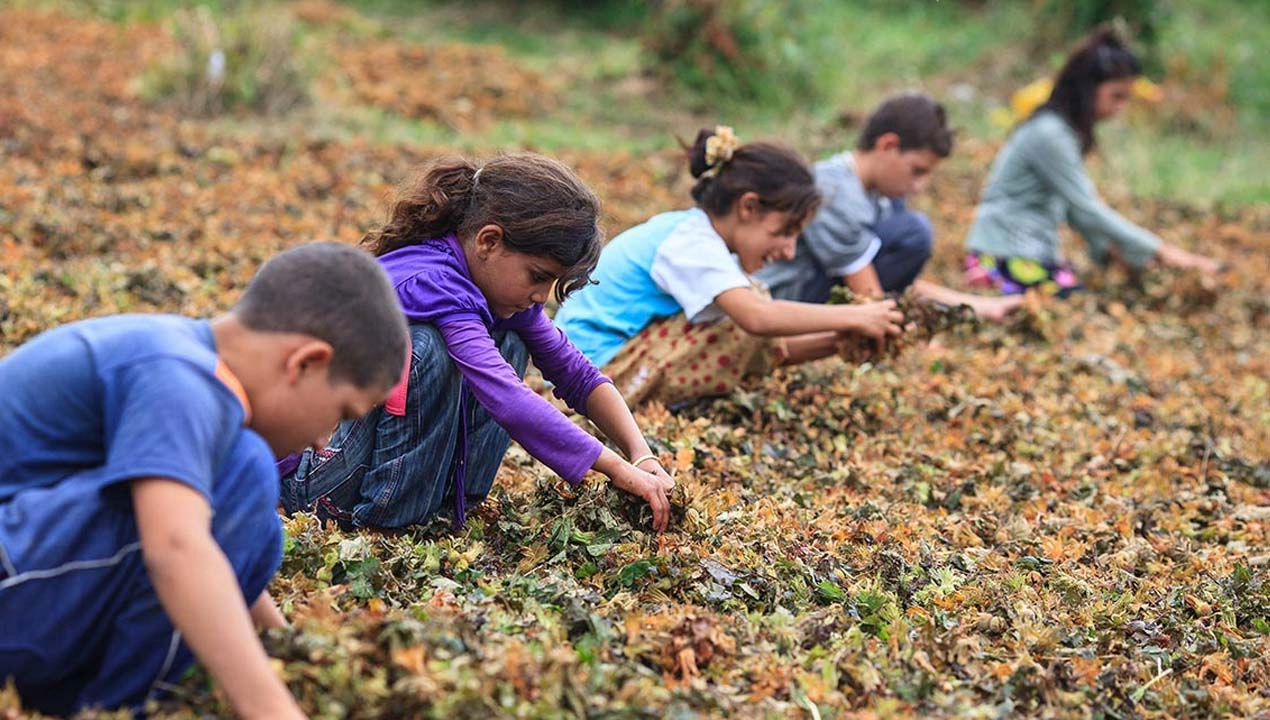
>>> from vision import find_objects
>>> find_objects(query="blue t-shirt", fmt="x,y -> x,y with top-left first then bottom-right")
0,315 -> 258,505
555,209 -> 751,367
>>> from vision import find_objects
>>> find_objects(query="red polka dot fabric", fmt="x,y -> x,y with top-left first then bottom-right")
602,313 -> 783,407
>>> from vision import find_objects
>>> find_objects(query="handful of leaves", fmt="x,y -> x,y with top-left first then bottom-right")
827,286 -> 980,362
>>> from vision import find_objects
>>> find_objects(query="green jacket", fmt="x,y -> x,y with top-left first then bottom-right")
966,110 -> 1160,268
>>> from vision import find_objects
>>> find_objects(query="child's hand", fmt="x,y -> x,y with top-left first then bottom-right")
635,456 -> 676,491
966,294 -> 1024,323
610,462 -> 672,533
843,299 -> 905,341
1157,244 -> 1221,275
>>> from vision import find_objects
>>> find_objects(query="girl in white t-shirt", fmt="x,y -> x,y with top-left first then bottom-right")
555,126 -> 904,406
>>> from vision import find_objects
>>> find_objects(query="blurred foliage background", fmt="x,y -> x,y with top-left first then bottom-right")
45,0 -> 1267,203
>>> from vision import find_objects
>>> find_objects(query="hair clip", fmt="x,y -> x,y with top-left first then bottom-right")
701,125 -> 741,179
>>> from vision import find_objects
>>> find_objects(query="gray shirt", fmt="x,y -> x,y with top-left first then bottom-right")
966,110 -> 1160,268
755,152 -> 894,301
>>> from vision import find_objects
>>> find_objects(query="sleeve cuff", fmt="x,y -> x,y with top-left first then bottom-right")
679,278 -> 752,323
828,236 -> 882,277
561,436 -> 605,485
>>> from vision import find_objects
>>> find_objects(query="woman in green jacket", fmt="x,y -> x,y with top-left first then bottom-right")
965,28 -> 1219,296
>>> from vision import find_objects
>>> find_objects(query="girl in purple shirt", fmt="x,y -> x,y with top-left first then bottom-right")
280,153 -> 675,532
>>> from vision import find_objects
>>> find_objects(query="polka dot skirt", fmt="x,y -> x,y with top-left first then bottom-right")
602,313 -> 785,407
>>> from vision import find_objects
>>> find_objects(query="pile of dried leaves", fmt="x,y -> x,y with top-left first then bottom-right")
1,5 -> 1267,719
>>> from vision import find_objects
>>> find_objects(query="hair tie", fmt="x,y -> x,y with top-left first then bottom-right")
472,166 -> 483,187
700,125 -> 741,179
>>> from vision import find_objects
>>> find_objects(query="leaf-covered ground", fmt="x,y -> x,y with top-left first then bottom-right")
1,6 -> 1267,719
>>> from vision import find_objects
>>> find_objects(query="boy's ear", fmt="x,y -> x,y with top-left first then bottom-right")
874,132 -> 902,153
285,340 -> 334,384
473,224 -> 505,258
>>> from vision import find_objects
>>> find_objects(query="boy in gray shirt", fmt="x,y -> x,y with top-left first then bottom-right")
758,93 -> 1020,321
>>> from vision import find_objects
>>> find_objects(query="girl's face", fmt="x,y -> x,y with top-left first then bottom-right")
468,225 -> 565,318
727,194 -> 805,274
1094,78 -> 1135,120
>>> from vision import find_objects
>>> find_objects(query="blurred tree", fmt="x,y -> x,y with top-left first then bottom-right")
641,0 -> 816,110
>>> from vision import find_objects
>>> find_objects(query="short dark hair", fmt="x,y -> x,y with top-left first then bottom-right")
362,153 -> 603,303
857,92 -> 954,157
686,128 -> 820,235
1040,26 -> 1142,155
233,242 -> 408,390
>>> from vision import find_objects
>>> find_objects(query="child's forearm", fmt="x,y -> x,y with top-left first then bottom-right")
146,532 -> 300,718
715,287 -> 897,337
250,591 -> 288,630
585,383 -> 654,462
781,332 -> 842,365
133,480 -> 302,719
844,265 -> 884,298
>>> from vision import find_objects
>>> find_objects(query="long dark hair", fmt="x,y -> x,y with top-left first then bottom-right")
686,128 -> 820,235
1039,27 -> 1142,155
363,153 -> 603,302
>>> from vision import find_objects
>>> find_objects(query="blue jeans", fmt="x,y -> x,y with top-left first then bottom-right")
869,200 -> 933,293
280,324 -> 528,529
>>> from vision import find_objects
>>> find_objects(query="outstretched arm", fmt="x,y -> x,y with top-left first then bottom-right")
1154,244 -> 1221,275
910,280 -> 1022,322
714,286 -> 904,340
133,479 -> 304,720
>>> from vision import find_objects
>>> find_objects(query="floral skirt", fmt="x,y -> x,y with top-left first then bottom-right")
603,314 -> 786,407
965,253 -> 1082,297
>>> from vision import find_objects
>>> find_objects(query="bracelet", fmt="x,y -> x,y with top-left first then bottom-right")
630,453 -> 661,469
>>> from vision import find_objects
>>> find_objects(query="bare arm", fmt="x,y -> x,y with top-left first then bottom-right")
910,279 -> 1023,322
843,265 -> 884,298
585,382 -> 657,464
132,479 -> 304,720
250,591 -> 287,630
714,287 -> 903,340
782,332 -> 845,365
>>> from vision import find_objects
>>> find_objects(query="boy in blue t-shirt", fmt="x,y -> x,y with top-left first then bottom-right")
0,242 -> 409,717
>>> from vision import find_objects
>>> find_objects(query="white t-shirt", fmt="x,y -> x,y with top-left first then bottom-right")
648,208 -> 752,323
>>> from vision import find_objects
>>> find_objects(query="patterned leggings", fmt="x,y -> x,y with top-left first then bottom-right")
965,253 -> 1082,298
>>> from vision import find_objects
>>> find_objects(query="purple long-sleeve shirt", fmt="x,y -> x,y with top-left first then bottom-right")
379,236 -> 609,485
